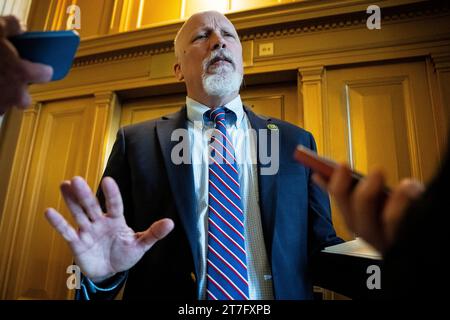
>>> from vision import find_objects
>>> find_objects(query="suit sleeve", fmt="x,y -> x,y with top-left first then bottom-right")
306,132 -> 343,256
75,272 -> 128,300
75,128 -> 132,300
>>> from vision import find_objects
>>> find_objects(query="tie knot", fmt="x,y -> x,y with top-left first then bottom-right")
207,108 -> 226,124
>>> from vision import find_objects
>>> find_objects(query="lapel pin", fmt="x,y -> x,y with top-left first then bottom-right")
267,123 -> 278,131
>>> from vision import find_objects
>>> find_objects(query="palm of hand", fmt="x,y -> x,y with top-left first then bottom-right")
45,176 -> 174,282
71,215 -> 145,280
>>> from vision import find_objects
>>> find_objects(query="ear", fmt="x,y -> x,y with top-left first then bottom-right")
173,63 -> 184,81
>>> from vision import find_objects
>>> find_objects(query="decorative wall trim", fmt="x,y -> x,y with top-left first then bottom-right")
74,45 -> 173,67
71,1 -> 449,68
431,52 -> 450,70
241,3 -> 449,41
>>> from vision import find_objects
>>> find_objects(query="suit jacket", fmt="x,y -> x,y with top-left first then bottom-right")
79,106 -> 342,300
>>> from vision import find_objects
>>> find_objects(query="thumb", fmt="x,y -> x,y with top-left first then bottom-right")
21,60 -> 53,83
383,179 -> 424,245
137,218 -> 174,251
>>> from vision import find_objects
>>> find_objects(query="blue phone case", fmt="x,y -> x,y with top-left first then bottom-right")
9,30 -> 80,81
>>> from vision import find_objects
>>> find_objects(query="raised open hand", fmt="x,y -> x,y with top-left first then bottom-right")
45,176 -> 174,282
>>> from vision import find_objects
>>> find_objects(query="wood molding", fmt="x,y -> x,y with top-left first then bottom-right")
92,91 -> 121,183
74,0 -> 427,57
28,0 -> 450,103
298,66 -> 326,155
72,1 -> 449,64
0,103 -> 42,299
430,53 -> 450,155
426,57 -> 448,160
431,52 -> 450,70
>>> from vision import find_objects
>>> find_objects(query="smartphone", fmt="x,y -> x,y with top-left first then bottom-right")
8,30 -> 80,81
294,145 -> 391,196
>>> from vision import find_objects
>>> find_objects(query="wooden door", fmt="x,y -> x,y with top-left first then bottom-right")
0,96 -> 112,299
325,60 -> 441,240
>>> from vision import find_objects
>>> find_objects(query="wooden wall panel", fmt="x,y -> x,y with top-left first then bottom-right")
74,0 -> 115,37
0,95 -> 119,299
346,79 -> 412,186
324,61 -> 440,240
120,83 -> 297,127
241,83 -> 298,124
120,93 -> 186,126
1,98 -> 94,299
140,0 -> 181,27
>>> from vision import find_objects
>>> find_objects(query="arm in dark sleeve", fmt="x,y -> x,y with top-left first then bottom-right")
75,272 -> 128,300
306,132 -> 343,256
75,128 -> 133,300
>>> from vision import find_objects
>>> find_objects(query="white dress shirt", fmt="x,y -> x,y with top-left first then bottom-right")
186,95 -> 274,300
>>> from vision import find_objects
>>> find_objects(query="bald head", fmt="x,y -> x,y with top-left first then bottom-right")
174,11 -> 239,59
172,11 -> 243,108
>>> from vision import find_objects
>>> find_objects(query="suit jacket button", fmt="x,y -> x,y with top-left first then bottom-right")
190,272 -> 196,283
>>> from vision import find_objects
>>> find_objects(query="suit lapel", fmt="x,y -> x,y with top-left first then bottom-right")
244,106 -> 278,257
156,106 -> 200,281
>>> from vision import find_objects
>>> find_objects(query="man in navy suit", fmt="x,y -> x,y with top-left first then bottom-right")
45,11 -> 342,300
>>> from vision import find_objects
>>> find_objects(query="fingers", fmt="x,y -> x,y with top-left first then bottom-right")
351,169 -> 387,250
137,218 -> 175,251
60,180 -> 91,230
352,169 -> 385,219
0,16 -> 51,113
69,176 -> 103,221
382,179 -> 425,244
327,163 -> 355,228
325,164 -> 389,252
101,177 -> 124,218
311,173 -> 327,190
12,83 -> 31,109
45,207 -> 79,243
0,81 -> 28,113
0,15 -> 22,38
59,176 -> 125,227
20,60 -> 53,84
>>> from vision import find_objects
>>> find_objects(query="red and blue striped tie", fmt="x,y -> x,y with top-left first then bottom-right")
206,107 -> 249,300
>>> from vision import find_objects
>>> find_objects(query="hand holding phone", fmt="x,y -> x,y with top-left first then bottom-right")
8,30 -> 80,81
294,145 -> 390,196
293,146 -> 427,254
1,16 -> 55,113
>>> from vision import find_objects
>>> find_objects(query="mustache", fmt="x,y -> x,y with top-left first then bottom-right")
204,49 -> 235,69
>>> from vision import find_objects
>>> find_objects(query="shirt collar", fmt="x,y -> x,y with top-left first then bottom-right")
186,95 -> 245,128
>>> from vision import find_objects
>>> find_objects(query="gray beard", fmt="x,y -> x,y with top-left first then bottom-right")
202,66 -> 243,98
